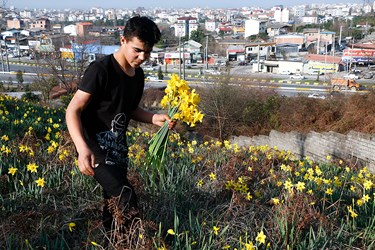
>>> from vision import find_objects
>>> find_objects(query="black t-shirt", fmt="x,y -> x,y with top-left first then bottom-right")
79,54 -> 144,165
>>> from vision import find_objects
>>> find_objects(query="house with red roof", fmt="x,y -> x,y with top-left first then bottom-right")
303,54 -> 345,74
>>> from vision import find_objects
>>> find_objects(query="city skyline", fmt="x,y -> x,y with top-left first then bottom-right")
8,0 -> 363,10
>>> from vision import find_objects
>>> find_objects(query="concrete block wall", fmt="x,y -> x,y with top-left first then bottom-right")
231,130 -> 375,172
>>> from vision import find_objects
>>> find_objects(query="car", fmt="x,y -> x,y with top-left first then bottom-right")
145,76 -> 163,82
344,74 -> 359,80
280,70 -> 292,75
308,70 -> 324,75
362,72 -> 374,79
204,69 -> 221,75
308,93 -> 326,99
143,65 -> 158,71
289,74 -> 305,80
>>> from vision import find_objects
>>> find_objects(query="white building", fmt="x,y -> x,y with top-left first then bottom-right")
274,7 -> 289,23
20,10 -> 32,18
302,16 -> 319,24
63,24 -> 77,36
244,19 -> 267,38
173,17 -> 198,38
205,20 -> 217,32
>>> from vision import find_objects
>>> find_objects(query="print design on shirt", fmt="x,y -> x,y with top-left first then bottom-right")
96,113 -> 128,165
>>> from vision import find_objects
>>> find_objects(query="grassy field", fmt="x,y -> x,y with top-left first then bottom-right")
0,94 -> 374,249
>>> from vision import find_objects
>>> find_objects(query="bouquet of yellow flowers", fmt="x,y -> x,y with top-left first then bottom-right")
148,74 -> 204,163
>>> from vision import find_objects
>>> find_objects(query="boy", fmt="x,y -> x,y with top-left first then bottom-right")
66,16 -> 172,233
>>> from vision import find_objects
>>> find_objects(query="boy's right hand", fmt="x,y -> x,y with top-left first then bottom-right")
77,147 -> 96,176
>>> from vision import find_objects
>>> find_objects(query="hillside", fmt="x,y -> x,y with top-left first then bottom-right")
140,86 -> 375,141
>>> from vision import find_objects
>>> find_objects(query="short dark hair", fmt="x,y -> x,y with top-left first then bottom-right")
123,16 -> 161,50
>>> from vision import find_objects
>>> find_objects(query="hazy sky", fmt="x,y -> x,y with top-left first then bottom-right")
8,0 -> 361,10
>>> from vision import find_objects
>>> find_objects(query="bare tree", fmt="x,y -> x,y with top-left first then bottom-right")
199,75 -> 248,141
31,35 -> 94,102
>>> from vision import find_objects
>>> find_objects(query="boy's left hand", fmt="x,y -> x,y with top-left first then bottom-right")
152,114 -> 176,129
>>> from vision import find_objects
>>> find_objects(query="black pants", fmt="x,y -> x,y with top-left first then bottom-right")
93,163 -> 138,232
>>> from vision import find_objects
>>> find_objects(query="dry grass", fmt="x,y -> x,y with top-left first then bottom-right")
140,87 -> 375,139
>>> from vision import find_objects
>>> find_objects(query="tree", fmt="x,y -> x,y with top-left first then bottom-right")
32,35 -> 94,102
31,76 -> 58,103
157,66 -> 163,80
199,76 -> 249,141
190,29 -> 205,44
16,70 -> 24,85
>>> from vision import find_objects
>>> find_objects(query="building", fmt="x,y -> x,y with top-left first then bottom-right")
29,18 -> 51,31
267,24 -> 291,38
304,28 -> 336,54
303,54 -> 344,74
63,24 -> 77,36
205,20 -> 217,32
293,5 -> 306,18
76,22 -> 94,38
244,19 -> 267,38
274,34 -> 305,49
227,45 -> 245,61
273,7 -> 289,23
245,42 -> 276,61
173,17 -> 198,38
301,16 -> 318,24
342,43 -> 375,65
7,18 -> 24,29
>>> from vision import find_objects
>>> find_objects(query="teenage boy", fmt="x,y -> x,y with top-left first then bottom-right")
66,16 -> 172,232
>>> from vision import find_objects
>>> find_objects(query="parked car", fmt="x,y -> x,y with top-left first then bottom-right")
280,70 -> 292,75
145,76 -> 162,82
344,74 -> 359,80
308,70 -> 324,75
289,73 -> 305,80
204,69 -> 221,75
362,72 -> 374,79
308,93 -> 326,99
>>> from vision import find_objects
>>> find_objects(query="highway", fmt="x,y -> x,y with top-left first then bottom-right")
1,59 -> 370,98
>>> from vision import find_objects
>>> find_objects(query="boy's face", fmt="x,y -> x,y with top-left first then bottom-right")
120,36 -> 152,68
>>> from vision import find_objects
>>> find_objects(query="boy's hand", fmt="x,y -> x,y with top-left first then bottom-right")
77,146 -> 96,176
152,114 -> 176,129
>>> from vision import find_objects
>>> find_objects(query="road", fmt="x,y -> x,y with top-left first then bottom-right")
1,59 -> 369,98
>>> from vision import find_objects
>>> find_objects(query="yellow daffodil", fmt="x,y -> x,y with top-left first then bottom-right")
246,192 -> 252,201
362,194 -> 370,203
8,167 -> 18,176
27,163 -> 38,173
209,172 -> 216,181
68,222 -> 76,232
197,179 -> 204,188
256,231 -> 266,245
245,241 -> 255,250
167,229 -> 175,235
347,206 -> 358,218
363,180 -> 373,190
1,135 -> 9,141
213,226 -> 220,235
296,181 -> 306,192
325,188 -> 333,195
35,177 -> 45,187
272,198 -> 280,205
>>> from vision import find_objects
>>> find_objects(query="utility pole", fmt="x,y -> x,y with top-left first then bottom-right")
182,41 -> 185,80
257,43 -> 260,72
5,43 -> 9,71
0,47 -> 4,72
205,35 -> 208,69
317,28 -> 321,55
178,35 -> 181,78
